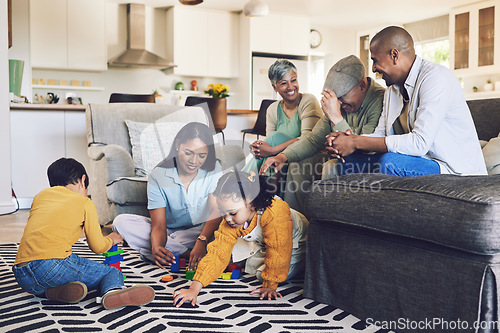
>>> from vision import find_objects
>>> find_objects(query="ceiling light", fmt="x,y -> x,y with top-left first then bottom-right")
243,0 -> 269,17
179,0 -> 203,5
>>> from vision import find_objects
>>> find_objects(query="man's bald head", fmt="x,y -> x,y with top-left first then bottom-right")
370,26 -> 415,58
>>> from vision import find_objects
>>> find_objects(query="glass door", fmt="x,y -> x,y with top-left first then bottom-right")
478,6 -> 495,67
454,12 -> 470,70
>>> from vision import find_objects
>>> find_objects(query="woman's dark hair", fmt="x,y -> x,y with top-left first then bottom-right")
214,171 -> 274,211
47,158 -> 89,188
156,122 -> 217,171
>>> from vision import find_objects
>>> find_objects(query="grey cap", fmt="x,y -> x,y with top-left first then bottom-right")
323,55 -> 366,98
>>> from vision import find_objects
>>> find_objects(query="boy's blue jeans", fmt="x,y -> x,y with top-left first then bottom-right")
12,253 -> 124,297
338,152 -> 440,177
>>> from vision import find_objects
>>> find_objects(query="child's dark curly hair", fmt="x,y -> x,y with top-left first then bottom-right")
214,171 -> 275,211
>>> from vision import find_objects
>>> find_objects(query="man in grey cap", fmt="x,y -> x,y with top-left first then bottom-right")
260,55 -> 385,213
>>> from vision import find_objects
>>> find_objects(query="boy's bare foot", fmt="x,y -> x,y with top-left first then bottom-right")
102,285 -> 155,310
45,281 -> 88,303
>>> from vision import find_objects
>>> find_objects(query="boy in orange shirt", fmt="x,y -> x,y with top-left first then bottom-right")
12,158 -> 154,309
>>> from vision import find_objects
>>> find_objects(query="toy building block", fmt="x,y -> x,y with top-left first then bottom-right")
109,262 -> 122,271
220,272 -> 231,280
161,275 -> 173,282
227,263 -> 242,272
186,270 -> 195,280
108,245 -> 118,252
102,248 -> 124,257
179,258 -> 186,268
230,270 -> 241,279
103,255 -> 124,265
170,254 -> 180,272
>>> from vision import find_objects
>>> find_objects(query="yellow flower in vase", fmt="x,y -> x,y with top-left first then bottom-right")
205,83 -> 229,99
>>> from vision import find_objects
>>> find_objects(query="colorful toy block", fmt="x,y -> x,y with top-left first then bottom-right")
179,258 -> 186,268
103,255 -> 123,265
230,270 -> 241,279
161,275 -> 173,282
109,262 -> 122,272
227,263 -> 242,272
170,254 -> 180,272
186,270 -> 195,280
103,245 -> 125,275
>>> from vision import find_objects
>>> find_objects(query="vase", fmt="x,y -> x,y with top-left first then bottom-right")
208,98 -> 227,133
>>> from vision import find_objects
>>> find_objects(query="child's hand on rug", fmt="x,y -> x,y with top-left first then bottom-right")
250,287 -> 282,300
173,281 -> 203,307
107,232 -> 123,245
152,246 -> 175,269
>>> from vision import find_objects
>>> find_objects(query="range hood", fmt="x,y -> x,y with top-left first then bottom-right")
108,3 -> 176,69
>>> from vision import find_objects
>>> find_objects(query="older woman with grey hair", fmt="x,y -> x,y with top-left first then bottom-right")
242,59 -> 322,180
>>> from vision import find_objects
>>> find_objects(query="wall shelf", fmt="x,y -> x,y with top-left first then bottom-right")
32,84 -> 104,91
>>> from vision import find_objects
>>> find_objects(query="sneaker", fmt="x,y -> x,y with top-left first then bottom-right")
45,281 -> 88,303
102,285 -> 155,310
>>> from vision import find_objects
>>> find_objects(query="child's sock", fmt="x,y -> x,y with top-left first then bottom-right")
101,285 -> 155,310
45,281 -> 88,303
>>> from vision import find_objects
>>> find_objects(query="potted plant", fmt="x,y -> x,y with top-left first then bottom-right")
204,83 -> 230,132
473,86 -> 478,92
484,80 -> 493,91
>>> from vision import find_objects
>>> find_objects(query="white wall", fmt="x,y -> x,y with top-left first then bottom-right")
311,25 -> 357,75
1,1 -> 16,214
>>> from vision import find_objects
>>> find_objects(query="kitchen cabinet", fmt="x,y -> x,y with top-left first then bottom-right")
10,105 -> 88,207
249,13 -> 310,56
30,0 -> 106,71
166,6 -> 238,78
450,0 -> 500,76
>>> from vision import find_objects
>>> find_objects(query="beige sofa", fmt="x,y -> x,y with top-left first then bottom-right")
86,103 -> 245,225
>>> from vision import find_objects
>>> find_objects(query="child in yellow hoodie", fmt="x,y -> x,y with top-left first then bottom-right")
173,170 -> 308,307
12,158 -> 154,309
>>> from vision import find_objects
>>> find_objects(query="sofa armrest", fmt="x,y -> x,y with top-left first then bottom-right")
88,144 -> 135,183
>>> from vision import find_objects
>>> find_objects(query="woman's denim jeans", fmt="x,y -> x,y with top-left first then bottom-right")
339,152 -> 440,177
12,253 -> 124,297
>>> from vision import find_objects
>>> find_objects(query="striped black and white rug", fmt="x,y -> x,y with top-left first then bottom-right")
0,241 -> 392,333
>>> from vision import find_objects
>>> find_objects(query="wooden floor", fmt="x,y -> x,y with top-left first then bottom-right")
0,209 -> 29,243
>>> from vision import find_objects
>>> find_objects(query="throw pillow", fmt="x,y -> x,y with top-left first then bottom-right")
482,137 -> 500,175
125,120 -> 186,177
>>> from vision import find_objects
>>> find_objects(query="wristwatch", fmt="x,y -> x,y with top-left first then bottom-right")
197,235 -> 207,242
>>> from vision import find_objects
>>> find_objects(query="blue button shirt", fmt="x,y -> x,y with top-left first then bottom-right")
147,163 -> 222,230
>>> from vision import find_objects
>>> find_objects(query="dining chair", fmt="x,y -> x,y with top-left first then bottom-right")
241,99 -> 275,148
109,93 -> 155,103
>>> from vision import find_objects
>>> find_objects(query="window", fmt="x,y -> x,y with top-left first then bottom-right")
415,38 -> 450,68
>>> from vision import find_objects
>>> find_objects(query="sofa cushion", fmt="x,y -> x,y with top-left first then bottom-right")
125,120 -> 187,177
306,173 -> 500,255
107,176 -> 148,205
483,134 -> 500,175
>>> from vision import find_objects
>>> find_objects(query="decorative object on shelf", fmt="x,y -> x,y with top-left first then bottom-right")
191,80 -> 198,91
46,92 -> 59,104
310,29 -> 322,49
82,80 -> 91,87
205,83 -> 229,99
243,0 -> 269,17
8,59 -> 24,97
473,86 -> 478,92
70,80 -> 80,87
484,79 -> 494,91
153,89 -> 164,104
60,79 -> 67,86
179,0 -> 202,5
47,79 -> 57,86
175,81 -> 185,90
495,81 -> 500,91
67,96 -> 83,105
